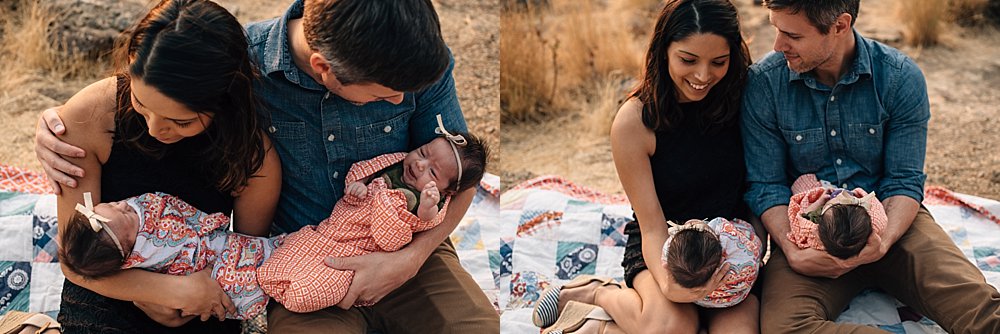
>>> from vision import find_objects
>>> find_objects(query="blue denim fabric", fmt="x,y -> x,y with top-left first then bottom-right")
245,1 -> 467,234
741,30 -> 929,217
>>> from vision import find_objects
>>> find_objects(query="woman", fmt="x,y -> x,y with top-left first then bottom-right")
534,0 -> 756,333
51,0 -> 281,332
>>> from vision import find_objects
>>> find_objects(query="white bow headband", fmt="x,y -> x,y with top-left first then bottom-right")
75,192 -> 127,258
667,219 -> 716,237
821,190 -> 877,215
435,114 -> 467,192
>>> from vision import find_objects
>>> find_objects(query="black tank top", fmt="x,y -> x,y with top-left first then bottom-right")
648,101 -> 748,223
101,75 -> 233,214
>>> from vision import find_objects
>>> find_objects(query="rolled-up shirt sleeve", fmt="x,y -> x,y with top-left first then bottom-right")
878,58 -> 929,203
742,71 -> 793,217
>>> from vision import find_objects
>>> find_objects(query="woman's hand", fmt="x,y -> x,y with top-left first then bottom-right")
173,269 -> 235,321
663,263 -> 731,303
134,301 -> 196,327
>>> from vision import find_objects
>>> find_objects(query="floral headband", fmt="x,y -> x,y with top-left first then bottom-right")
820,189 -> 877,215
75,192 -> 127,258
435,114 -> 467,192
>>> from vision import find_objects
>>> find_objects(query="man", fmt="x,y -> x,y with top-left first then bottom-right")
34,0 -> 498,333
742,0 -> 1000,333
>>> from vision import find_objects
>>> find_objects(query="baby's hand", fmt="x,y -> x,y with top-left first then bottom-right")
347,182 -> 368,199
421,181 -> 440,204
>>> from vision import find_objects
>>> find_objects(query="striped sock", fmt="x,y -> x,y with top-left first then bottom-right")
532,286 -> 563,328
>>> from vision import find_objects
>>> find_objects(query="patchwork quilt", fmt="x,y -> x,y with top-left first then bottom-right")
3,164 -> 1000,334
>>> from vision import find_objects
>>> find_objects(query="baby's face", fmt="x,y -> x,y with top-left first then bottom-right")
402,137 -> 459,193
93,201 -> 140,252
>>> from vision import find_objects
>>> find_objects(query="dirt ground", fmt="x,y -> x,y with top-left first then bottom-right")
0,0 -> 499,175
501,0 -> 1000,201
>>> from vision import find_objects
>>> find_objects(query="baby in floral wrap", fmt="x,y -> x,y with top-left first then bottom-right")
787,174 -> 888,259
59,192 -> 282,320
660,217 -> 761,308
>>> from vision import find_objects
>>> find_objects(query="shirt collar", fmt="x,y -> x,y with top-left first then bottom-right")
126,197 -> 145,233
260,0 -> 325,90
788,29 -> 873,86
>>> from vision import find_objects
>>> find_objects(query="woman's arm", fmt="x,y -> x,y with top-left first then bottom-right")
53,78 -> 234,322
232,135 -> 282,236
610,99 -> 673,297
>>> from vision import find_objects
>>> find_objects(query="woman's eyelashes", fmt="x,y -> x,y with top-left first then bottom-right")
679,57 -> 728,67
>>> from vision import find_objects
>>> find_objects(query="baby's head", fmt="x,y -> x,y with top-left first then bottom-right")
402,131 -> 490,195
59,198 -> 140,279
817,203 -> 872,259
662,219 -> 723,288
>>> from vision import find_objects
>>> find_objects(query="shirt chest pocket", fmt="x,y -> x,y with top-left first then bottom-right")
354,112 -> 410,161
781,128 -> 826,173
846,122 -> 884,168
268,120 -> 314,175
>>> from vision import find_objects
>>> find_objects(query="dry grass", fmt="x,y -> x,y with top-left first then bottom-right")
501,0 -> 644,123
500,6 -> 558,121
898,0 -> 947,46
0,2 -> 101,89
584,72 -> 631,136
949,0 -> 991,26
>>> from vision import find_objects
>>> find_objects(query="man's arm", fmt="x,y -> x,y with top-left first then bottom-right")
326,187 -> 474,308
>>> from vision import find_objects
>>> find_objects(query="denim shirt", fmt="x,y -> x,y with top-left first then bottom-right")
741,30 -> 929,217
245,0 -> 467,234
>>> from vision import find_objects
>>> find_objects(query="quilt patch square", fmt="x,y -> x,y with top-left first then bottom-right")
492,238 -> 513,279
28,262 -> 62,313
0,192 -> 40,217
33,215 -> 59,263
0,261 -> 31,313
974,247 -> 1000,272
517,209 -> 562,238
555,242 -> 597,279
508,271 -> 550,309
0,216 -> 33,262
600,213 -> 629,247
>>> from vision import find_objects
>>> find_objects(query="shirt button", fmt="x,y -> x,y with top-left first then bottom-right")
830,130 -> 837,137
869,128 -> 876,134
327,134 -> 336,142
268,126 -> 276,134
795,135 -> 803,141
333,171 -> 339,179
842,183 -> 848,188
836,158 -> 843,165
383,126 -> 392,133
830,95 -> 836,102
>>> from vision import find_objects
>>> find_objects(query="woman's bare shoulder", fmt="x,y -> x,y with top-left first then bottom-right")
59,77 -> 118,157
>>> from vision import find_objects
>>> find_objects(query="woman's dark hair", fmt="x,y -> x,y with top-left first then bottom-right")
764,0 -> 860,34
630,0 -> 751,133
667,229 -> 723,288
112,0 -> 265,193
818,204 -> 872,259
449,132 -> 491,194
59,211 -> 126,280
303,0 -> 450,92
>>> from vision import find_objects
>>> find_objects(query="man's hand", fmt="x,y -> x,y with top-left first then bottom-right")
420,181 -> 440,204
346,182 -> 368,199
34,106 -> 86,194
786,227 -> 887,278
174,269 -> 235,321
324,250 -> 420,309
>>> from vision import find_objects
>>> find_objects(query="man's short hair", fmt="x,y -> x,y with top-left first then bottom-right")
303,0 -> 450,92
764,0 -> 860,34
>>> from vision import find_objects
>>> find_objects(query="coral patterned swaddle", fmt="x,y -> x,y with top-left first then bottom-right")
661,217 -> 762,308
786,174 -> 887,251
256,153 -> 451,313
122,192 -> 282,320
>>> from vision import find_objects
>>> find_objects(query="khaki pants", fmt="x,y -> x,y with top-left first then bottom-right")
267,240 -> 499,333
759,207 -> 1000,333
